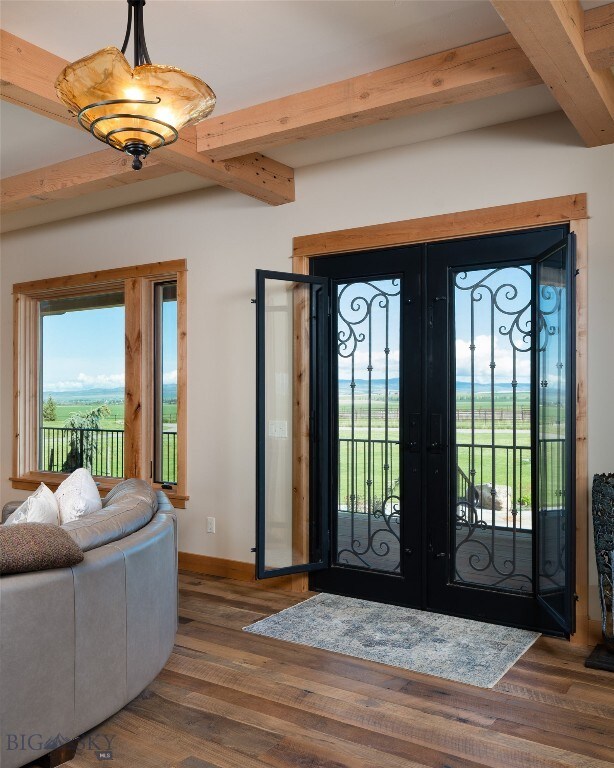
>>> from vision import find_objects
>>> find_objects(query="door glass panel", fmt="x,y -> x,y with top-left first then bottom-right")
256,273 -> 328,577
537,240 -> 573,627
453,265 -> 534,592
335,278 -> 401,572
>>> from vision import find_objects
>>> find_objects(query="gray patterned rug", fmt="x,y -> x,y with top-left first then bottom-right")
244,593 -> 540,688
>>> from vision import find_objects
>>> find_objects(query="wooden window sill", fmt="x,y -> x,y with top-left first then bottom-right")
9,474 -> 188,509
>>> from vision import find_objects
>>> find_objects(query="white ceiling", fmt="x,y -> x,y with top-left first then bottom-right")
0,0 -> 607,232
1,1 -> 510,116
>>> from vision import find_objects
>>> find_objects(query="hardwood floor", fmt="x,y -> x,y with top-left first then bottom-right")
52,572 -> 613,768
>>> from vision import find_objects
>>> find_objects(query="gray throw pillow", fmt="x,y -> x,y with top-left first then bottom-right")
0,523 -> 84,575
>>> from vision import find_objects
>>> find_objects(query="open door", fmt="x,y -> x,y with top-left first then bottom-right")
255,270 -> 330,579
535,235 -> 576,634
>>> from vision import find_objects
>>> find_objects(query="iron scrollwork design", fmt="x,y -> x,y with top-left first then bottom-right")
454,265 -> 568,592
453,266 -> 535,591
336,279 -> 402,573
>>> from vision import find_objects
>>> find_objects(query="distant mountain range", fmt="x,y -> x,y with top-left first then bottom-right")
44,379 -> 528,403
43,384 -> 177,402
338,378 -> 530,394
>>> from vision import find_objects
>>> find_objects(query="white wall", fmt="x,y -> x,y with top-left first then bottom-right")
1,112 -> 613,618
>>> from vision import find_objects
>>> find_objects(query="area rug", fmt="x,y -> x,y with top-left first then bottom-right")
244,593 -> 540,688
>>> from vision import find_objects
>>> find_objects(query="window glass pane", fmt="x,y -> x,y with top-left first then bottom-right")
452,265 -> 534,593
335,278 -> 401,573
39,291 -> 125,477
537,247 -> 570,616
154,282 -> 178,484
259,277 -> 326,572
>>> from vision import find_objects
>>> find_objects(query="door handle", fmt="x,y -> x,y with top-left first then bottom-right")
405,413 -> 420,452
427,413 -> 443,451
428,543 -> 446,559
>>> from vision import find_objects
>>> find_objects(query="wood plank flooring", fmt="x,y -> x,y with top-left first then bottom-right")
40,573 -> 614,768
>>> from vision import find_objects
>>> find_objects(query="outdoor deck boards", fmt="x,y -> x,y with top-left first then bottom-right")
337,511 -> 533,591
34,572 -> 613,768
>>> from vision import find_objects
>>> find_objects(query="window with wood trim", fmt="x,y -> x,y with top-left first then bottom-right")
12,260 -> 188,507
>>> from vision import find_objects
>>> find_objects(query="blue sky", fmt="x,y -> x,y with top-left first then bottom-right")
337,279 -> 400,381
42,301 -> 177,393
337,267 -> 535,384
454,265 -> 532,385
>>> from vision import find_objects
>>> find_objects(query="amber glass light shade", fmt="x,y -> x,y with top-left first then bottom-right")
55,47 -> 215,156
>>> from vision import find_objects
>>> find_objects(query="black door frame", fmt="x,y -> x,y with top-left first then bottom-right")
310,246 -> 423,607
306,226 -> 575,635
424,227 -> 575,635
255,270 -> 331,580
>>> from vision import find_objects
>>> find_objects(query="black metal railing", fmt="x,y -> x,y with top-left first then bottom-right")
159,431 -> 178,485
40,427 -> 125,478
456,439 -> 564,531
338,437 -> 565,533
40,427 -> 178,483
338,437 -> 400,515
456,442 -> 532,530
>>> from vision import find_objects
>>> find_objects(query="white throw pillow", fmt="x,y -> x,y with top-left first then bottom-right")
55,468 -> 102,524
5,483 -> 60,526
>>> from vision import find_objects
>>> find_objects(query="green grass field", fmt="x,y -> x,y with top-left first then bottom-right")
40,397 -> 178,482
40,390 -> 562,509
337,390 -> 564,518
41,401 -> 177,430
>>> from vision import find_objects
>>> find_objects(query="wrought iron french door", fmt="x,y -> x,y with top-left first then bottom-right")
310,246 -> 423,606
426,228 -> 576,635
255,226 -> 576,636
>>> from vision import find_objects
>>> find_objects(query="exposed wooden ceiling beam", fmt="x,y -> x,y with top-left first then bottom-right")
3,3 -> 611,214
196,33 -> 542,160
155,127 -> 294,206
0,150 -> 174,214
491,1 -> 614,147
0,29 -> 294,206
584,2 -> 614,70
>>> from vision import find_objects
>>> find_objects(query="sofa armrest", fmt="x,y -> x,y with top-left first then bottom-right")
2,502 -> 22,524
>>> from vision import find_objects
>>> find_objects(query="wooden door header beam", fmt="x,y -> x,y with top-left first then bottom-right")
197,33 -> 541,160
0,29 -> 294,206
292,194 -> 588,260
491,1 -> 614,147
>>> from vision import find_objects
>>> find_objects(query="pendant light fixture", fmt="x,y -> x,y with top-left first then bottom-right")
55,0 -> 216,170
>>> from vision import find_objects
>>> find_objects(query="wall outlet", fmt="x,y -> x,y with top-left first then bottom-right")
207,517 -> 216,534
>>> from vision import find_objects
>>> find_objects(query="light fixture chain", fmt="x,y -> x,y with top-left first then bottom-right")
120,0 -> 151,68
120,1 -> 132,57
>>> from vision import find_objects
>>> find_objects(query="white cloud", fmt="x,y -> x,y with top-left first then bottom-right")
455,335 -> 530,384
337,337 -> 528,384
43,372 -> 125,392
338,349 -> 400,379
44,369 -> 178,392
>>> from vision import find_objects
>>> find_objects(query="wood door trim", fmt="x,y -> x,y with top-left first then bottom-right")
290,194 -> 590,640
292,194 -> 587,261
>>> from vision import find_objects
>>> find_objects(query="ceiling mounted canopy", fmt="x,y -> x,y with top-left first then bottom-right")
55,0 -> 216,170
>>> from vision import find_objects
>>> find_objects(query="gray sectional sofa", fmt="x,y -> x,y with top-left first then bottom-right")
0,479 -> 178,768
